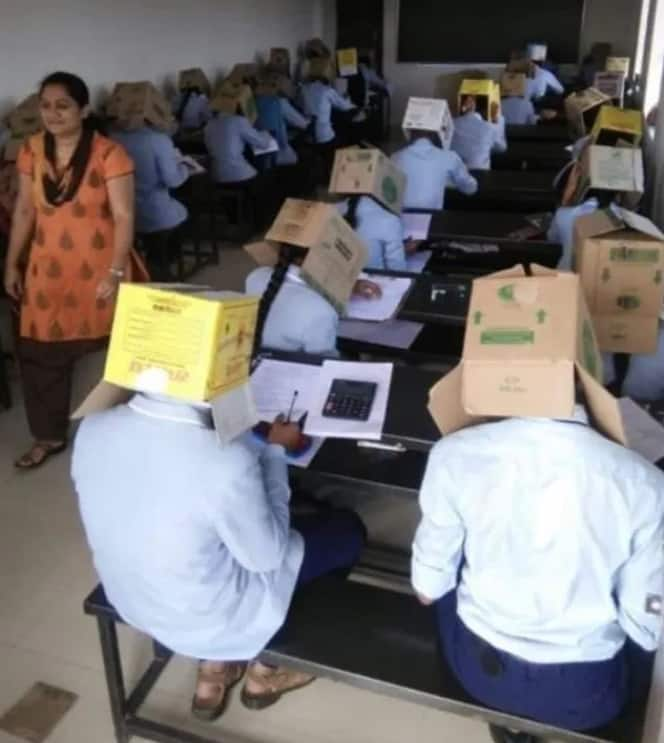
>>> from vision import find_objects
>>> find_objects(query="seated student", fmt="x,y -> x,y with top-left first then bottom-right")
343,196 -> 407,271
547,195 -> 601,270
173,87 -> 211,131
605,324 -> 664,402
298,72 -> 355,147
452,95 -> 506,171
530,60 -> 565,100
412,320 -> 664,743
501,91 -> 539,126
277,95 -> 310,166
72,296 -> 366,719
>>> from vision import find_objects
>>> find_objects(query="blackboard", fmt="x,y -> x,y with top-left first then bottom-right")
398,0 -> 585,64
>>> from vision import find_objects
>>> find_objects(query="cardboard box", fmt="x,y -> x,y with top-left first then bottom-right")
210,81 -> 257,124
178,68 -> 211,95
591,105 -> 642,147
573,207 -> 664,353
458,79 -> 501,122
506,59 -> 535,77
5,94 -> 41,138
527,43 -> 548,62
329,147 -> 406,215
593,72 -> 626,106
337,48 -> 359,77
606,56 -> 630,75
269,48 -> 291,76
427,265 -> 627,445
255,72 -> 295,100
228,64 -> 260,85
106,82 -> 174,131
565,87 -> 612,138
245,199 -> 369,313
402,96 -> 455,149
304,38 -> 331,59
303,56 -> 336,82
500,72 -> 527,98
572,144 -> 644,204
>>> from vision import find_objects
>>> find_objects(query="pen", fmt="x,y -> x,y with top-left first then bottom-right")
286,390 -> 298,423
297,411 -> 308,429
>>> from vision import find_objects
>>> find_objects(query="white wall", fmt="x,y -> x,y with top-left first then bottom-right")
0,0 -> 320,116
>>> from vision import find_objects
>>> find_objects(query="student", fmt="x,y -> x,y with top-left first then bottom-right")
501,93 -> 538,126
547,195 -> 601,270
342,195 -> 408,271
452,96 -> 506,171
278,97 -> 310,165
529,61 -> 565,100
392,130 -> 478,211
173,87 -> 211,131
298,73 -> 355,147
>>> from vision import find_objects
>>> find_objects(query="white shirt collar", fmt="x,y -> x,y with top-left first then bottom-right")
285,265 -> 306,285
129,393 -> 213,429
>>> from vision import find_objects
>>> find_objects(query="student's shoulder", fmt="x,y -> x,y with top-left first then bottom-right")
245,266 -> 272,294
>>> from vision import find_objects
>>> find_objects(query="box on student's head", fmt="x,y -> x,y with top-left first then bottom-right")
336,48 -> 359,77
255,72 -> 295,100
564,87 -> 612,138
72,284 -> 260,442
506,59 -> 535,78
244,199 -> 369,313
178,68 -> 211,95
329,148 -> 406,215
303,56 -> 336,82
573,208 -> 664,353
500,72 -> 527,98
593,72 -> 626,106
402,96 -> 454,149
458,79 -> 501,122
427,265 -> 627,445
5,94 -> 41,138
527,43 -> 548,62
571,144 -> 644,205
304,38 -> 331,59
210,81 -> 257,124
228,64 -> 260,85
269,48 -> 291,76
606,57 -> 630,76
591,105 -> 642,147
106,82 -> 174,132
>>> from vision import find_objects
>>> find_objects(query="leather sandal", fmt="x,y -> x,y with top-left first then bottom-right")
191,661 -> 247,722
14,441 -> 67,470
240,662 -> 315,711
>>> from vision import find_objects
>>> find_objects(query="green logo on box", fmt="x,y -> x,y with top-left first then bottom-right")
498,284 -> 515,302
610,247 -> 660,263
481,328 -> 534,345
381,176 -> 398,204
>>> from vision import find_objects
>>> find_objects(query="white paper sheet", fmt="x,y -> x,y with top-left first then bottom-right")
620,397 -> 664,464
250,360 -> 321,423
211,382 -> 258,444
304,360 -> 393,441
405,250 -> 433,274
401,213 -> 432,240
252,135 -> 280,156
338,319 -> 424,350
345,276 -> 413,322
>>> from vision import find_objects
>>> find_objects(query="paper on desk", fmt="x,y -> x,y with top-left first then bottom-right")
304,360 -> 393,441
250,359 -> 321,422
181,155 -> 206,174
287,436 -> 326,468
620,397 -> 664,464
252,135 -> 280,156
405,250 -> 432,274
338,318 -> 424,350
401,213 -> 432,240
346,276 -> 413,322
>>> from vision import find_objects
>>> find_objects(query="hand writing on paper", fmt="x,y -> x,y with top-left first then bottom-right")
353,279 -> 382,300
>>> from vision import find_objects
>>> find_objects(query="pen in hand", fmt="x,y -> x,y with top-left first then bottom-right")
286,390 -> 299,423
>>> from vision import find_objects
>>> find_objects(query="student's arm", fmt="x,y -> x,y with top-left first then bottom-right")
384,218 -> 408,271
491,116 -> 507,153
155,134 -> 189,189
448,152 -> 479,196
303,311 -> 339,356
544,70 -> 565,95
280,99 -> 310,129
411,442 -> 465,602
328,88 -> 355,113
546,209 -> 563,244
364,66 -> 388,91
205,443 -> 293,573
240,118 -> 273,150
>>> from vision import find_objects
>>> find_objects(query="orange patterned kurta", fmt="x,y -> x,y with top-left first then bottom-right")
17,132 -> 135,342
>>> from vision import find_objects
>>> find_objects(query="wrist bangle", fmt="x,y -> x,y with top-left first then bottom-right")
109,267 -> 125,278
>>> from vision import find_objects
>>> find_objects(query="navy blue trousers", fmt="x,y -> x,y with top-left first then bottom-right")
436,591 -> 654,731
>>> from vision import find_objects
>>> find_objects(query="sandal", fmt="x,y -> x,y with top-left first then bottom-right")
14,441 -> 67,470
240,662 -> 315,711
191,661 -> 247,722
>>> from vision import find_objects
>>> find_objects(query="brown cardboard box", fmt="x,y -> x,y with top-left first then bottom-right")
593,72 -> 625,106
210,81 -> 257,124
304,38 -> 331,59
245,199 -> 368,313
106,82 -> 174,131
178,68 -> 211,95
269,48 -> 291,76
500,72 -> 527,98
573,207 -> 664,353
427,265 -> 626,444
5,94 -> 41,138
303,56 -> 336,82
255,72 -> 295,100
506,59 -> 535,78
571,144 -> 644,205
565,87 -> 612,138
228,64 -> 260,85
329,148 -> 406,215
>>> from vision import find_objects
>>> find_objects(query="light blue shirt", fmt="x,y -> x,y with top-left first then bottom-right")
298,81 -> 354,143
412,413 -> 664,663
359,64 -> 388,106
353,195 -> 406,271
527,66 -> 565,100
622,324 -> 664,401
391,138 -> 478,211
110,127 -> 188,234
452,112 -> 507,171
204,113 -> 272,183
278,98 -> 309,166
547,198 -> 599,270
501,97 -> 539,126
246,265 -> 339,354
173,92 -> 211,130
72,394 -> 304,661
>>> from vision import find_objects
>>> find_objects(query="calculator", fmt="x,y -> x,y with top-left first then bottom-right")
322,379 -> 378,422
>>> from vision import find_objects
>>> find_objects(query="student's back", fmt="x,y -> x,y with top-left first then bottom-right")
351,196 -> 406,271
204,113 -> 270,183
501,96 -> 538,125
299,80 -> 353,143
175,91 -> 211,130
451,112 -> 499,171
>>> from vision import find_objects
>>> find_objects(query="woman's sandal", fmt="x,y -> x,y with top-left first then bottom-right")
191,662 -> 247,722
14,441 -> 68,470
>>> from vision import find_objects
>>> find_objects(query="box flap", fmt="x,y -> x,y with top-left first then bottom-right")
576,364 -> 627,444
610,206 -> 664,240
71,381 -> 132,419
244,240 -> 281,267
428,364 -> 477,435
574,209 -> 624,240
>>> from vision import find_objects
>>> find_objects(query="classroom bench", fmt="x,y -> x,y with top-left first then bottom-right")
492,140 -> 570,172
506,123 -> 571,143
445,171 -> 558,213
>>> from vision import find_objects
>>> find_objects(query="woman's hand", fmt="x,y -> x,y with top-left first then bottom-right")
96,273 -> 121,301
353,279 -> 382,300
4,263 -> 23,301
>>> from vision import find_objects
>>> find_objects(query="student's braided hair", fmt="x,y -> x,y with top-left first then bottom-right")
344,194 -> 361,229
253,243 -> 308,356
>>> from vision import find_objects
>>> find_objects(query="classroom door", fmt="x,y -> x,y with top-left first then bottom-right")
336,0 -> 384,73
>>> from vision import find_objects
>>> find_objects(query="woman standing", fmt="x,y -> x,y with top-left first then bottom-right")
3,72 -> 140,469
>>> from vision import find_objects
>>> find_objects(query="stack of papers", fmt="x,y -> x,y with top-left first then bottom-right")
338,318 -> 424,350
401,213 -> 432,240
346,276 -> 413,322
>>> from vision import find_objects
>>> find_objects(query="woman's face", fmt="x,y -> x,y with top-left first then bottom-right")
39,84 -> 88,138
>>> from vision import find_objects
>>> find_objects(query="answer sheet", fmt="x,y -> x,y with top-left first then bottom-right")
250,359 -> 322,422
405,250 -> 433,274
401,212 -> 432,240
337,319 -> 424,350
345,276 -> 413,322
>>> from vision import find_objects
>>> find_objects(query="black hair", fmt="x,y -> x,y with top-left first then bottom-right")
408,129 -> 442,147
253,243 -> 309,356
40,71 -> 90,108
176,89 -> 196,122
587,188 -> 617,208
344,194 -> 361,230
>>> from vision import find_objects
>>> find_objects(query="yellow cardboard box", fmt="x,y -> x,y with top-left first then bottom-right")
606,57 -> 630,75
329,147 -> 406,215
591,105 -> 642,147
5,94 -> 41,138
210,81 -> 257,124
178,68 -> 211,95
565,87 -> 612,138
573,208 -> 664,353
107,82 -> 174,131
337,48 -> 359,77
427,265 -> 626,444
458,79 -> 501,122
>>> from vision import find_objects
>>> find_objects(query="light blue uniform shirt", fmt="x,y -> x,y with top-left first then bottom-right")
246,265 -> 339,354
204,113 -> 272,183
110,127 -> 188,234
278,98 -> 309,166
501,97 -> 539,126
173,92 -> 211,130
299,81 -> 354,143
353,196 -> 406,271
412,412 -> 664,663
72,394 -> 304,661
452,112 -> 507,171
391,139 -> 478,211
547,198 -> 599,270
622,324 -> 664,401
527,66 -> 565,100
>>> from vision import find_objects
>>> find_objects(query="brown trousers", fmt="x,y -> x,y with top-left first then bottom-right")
18,337 -> 107,441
